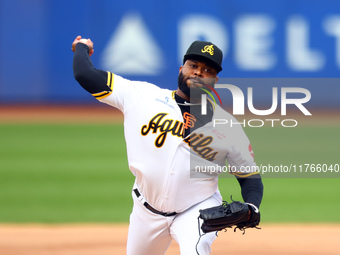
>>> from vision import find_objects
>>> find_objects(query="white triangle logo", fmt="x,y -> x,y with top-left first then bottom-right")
100,13 -> 163,75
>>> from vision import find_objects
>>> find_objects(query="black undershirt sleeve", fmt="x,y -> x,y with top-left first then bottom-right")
73,43 -> 110,94
237,175 -> 264,209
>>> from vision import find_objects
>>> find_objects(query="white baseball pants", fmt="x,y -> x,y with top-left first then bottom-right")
126,190 -> 222,255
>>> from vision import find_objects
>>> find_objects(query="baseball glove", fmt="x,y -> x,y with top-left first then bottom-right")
198,198 -> 260,234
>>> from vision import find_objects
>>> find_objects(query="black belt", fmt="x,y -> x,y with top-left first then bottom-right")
133,189 -> 177,217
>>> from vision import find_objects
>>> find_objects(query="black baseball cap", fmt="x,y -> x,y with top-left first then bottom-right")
183,41 -> 223,73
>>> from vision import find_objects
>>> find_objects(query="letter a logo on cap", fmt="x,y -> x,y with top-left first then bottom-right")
201,45 -> 214,55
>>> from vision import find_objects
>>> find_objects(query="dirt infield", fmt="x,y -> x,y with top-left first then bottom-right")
0,105 -> 123,123
0,224 -> 339,255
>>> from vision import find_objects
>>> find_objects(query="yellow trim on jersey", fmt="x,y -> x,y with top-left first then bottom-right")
172,90 -> 176,99
91,72 -> 115,100
107,71 -> 114,90
231,171 -> 260,178
92,91 -> 112,99
107,72 -> 111,86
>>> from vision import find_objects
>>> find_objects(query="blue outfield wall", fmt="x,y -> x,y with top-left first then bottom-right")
0,0 -> 340,107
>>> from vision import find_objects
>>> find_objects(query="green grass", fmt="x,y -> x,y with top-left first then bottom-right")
0,124 -> 134,223
0,124 -> 339,223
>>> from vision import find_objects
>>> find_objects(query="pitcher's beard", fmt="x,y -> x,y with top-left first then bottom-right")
177,72 -> 210,101
177,71 -> 191,98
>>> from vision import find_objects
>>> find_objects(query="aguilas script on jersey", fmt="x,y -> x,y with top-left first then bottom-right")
141,113 -> 218,161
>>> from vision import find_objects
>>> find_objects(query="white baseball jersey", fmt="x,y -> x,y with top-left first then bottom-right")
94,72 -> 257,213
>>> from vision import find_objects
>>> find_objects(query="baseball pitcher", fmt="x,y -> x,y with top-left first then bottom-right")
72,36 -> 263,255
